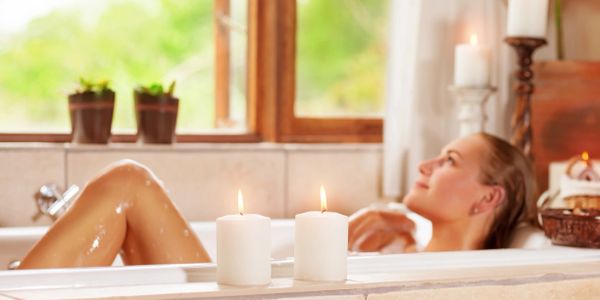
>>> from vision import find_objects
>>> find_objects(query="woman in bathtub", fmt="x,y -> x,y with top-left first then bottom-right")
348,132 -> 537,253
17,133 -> 536,269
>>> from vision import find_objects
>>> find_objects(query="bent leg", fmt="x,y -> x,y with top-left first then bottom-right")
18,160 -> 209,269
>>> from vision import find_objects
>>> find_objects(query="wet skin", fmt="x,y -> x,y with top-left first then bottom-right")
18,160 -> 210,269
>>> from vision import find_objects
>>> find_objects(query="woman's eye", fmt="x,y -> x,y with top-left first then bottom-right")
444,156 -> 455,165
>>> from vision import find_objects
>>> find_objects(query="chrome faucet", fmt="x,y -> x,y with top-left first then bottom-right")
31,184 -> 80,222
6,185 -> 81,270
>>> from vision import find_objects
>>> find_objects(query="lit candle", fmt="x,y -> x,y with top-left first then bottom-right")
506,0 -> 549,38
577,152 -> 600,181
216,190 -> 271,286
454,34 -> 491,87
294,185 -> 348,282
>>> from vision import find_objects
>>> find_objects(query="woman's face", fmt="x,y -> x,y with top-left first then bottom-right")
404,135 -> 490,223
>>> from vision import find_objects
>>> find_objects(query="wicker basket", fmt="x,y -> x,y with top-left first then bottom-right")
537,190 -> 600,248
564,195 -> 600,209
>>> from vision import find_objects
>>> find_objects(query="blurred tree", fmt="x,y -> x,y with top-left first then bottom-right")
0,0 -> 213,131
0,0 -> 388,132
296,0 -> 389,117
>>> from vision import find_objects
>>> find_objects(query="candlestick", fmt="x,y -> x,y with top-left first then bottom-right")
504,37 -> 547,159
506,0 -> 549,38
454,34 -> 491,87
448,86 -> 497,137
216,190 -> 271,286
294,185 -> 348,282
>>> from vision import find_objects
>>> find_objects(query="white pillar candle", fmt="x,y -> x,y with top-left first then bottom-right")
454,35 -> 490,87
294,186 -> 348,282
217,190 -> 271,286
507,0 -> 549,38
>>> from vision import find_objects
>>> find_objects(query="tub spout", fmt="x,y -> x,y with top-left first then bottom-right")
32,184 -> 80,222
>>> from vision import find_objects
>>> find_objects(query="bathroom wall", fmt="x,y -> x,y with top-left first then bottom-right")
0,143 -> 382,227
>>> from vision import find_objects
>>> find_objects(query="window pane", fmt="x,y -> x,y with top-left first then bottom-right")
0,0 -> 247,134
296,0 -> 389,118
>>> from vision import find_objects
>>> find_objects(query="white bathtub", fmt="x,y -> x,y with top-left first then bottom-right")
0,211 -> 552,270
0,220 -> 290,270
0,212 -> 434,269
2,215 -> 594,299
0,245 -> 597,298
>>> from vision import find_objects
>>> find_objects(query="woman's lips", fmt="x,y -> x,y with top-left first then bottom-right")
414,181 -> 429,189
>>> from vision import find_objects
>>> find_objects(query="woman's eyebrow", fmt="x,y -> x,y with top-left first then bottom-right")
446,149 -> 463,159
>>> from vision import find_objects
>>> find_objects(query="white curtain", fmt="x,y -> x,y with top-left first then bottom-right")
383,0 -> 518,199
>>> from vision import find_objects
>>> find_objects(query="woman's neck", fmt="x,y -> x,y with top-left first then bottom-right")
425,218 -> 487,252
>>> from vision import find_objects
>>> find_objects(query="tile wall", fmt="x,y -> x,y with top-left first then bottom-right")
0,143 -> 383,227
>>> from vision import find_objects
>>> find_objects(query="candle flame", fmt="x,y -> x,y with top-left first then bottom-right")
237,189 -> 244,215
320,185 -> 327,213
582,151 -> 590,161
470,34 -> 478,45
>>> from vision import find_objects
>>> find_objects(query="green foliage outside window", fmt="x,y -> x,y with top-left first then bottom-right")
296,0 -> 389,117
0,0 -> 389,133
0,0 -> 213,132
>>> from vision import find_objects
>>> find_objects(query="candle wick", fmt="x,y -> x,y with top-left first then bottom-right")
239,212 -> 244,216
321,209 -> 326,214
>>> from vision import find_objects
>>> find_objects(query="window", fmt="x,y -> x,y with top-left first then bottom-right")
0,0 -> 250,141
271,0 -> 386,142
0,0 -> 385,143
296,0 -> 389,118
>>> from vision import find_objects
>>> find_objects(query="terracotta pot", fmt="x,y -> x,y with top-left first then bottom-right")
68,90 -> 115,144
134,91 -> 179,144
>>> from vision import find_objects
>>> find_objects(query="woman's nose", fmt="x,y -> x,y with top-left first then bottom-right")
418,158 -> 436,176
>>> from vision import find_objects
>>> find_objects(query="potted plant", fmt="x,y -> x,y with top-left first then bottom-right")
134,81 -> 179,144
68,78 -> 115,144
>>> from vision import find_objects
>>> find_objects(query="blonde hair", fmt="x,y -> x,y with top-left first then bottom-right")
477,133 -> 538,249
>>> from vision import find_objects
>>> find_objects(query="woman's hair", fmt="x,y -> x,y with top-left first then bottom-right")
477,133 -> 538,249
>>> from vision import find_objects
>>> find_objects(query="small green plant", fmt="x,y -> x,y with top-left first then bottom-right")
136,81 -> 176,97
555,0 -> 564,60
78,77 -> 111,94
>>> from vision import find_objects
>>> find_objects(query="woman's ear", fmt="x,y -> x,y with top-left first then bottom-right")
471,185 -> 506,215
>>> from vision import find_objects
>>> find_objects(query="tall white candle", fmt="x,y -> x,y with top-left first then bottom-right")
217,190 -> 271,286
507,0 -> 549,38
294,186 -> 348,282
454,34 -> 491,87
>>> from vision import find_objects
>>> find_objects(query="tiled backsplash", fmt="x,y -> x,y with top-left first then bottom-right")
0,143 -> 382,227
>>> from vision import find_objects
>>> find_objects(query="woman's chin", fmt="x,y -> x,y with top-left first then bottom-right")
403,190 -> 429,216
403,192 -> 418,210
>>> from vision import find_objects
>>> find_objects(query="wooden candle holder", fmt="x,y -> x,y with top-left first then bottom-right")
505,37 -> 547,160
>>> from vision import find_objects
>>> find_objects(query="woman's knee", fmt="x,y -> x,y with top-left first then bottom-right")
94,159 -> 155,187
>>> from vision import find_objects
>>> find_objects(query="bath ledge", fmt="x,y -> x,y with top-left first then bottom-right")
0,142 -> 382,152
1,248 -> 599,299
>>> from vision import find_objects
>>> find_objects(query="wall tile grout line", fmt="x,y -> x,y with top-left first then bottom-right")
283,149 -> 289,218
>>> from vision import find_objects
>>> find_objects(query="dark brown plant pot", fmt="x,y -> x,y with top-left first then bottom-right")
134,91 -> 179,144
68,90 -> 115,144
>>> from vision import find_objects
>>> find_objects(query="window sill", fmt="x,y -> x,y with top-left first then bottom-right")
0,142 -> 382,152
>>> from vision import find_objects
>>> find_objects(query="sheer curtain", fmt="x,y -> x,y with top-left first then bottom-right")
382,0 -> 515,199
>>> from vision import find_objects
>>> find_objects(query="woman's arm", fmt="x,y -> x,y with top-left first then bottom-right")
348,204 -> 416,253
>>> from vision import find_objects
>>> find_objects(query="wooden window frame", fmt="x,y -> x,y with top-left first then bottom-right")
0,0 -> 259,143
280,0 -> 383,143
0,0 -> 382,143
214,0 -> 231,129
251,0 -> 382,143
